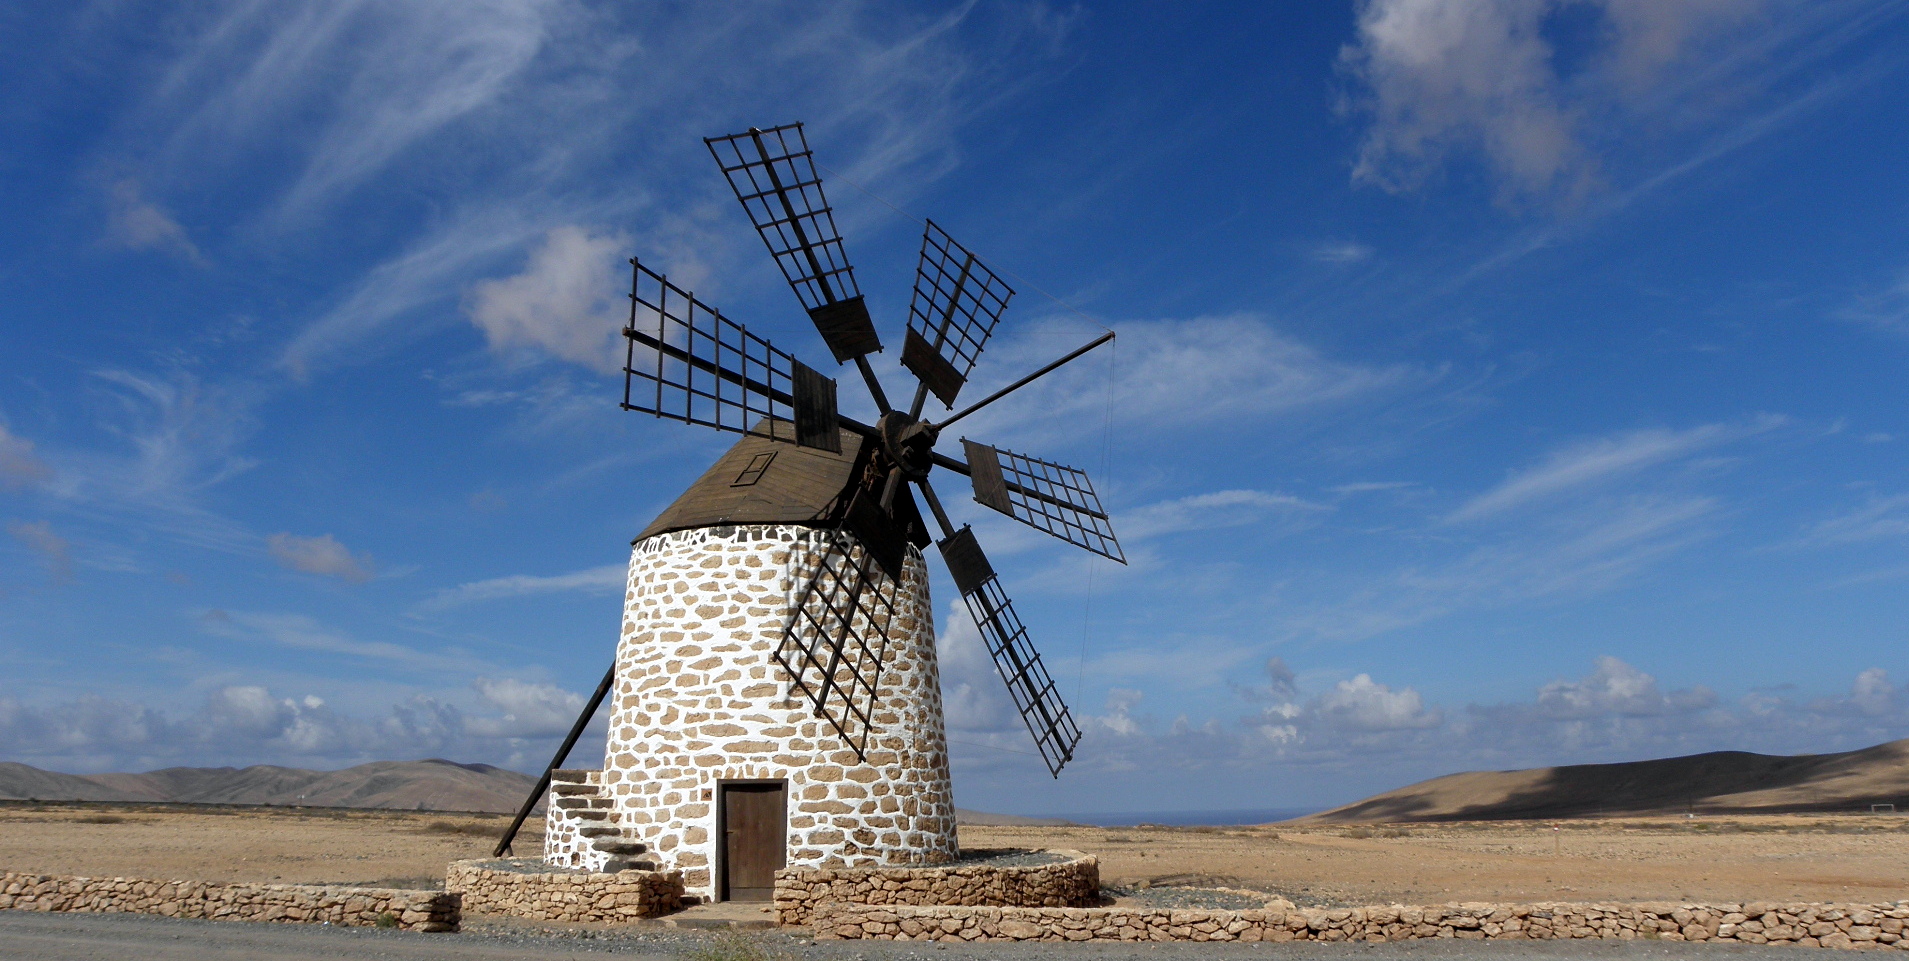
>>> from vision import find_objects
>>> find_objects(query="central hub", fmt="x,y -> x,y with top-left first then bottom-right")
877,411 -> 938,480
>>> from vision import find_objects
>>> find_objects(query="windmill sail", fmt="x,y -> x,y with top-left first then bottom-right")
707,123 -> 881,364
623,260 -> 840,452
962,440 -> 1125,563
902,221 -> 1014,409
937,526 -> 1082,777
775,528 -> 901,760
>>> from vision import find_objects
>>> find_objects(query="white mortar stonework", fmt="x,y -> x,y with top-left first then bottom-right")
543,524 -> 957,900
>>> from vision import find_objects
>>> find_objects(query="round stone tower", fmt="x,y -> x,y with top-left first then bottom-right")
543,429 -> 958,902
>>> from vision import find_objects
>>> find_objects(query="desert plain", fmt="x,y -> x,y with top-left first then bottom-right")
4,801 -> 1906,908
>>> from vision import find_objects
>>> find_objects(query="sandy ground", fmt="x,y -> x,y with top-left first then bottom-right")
0,804 -> 528,888
3,802 -> 1907,906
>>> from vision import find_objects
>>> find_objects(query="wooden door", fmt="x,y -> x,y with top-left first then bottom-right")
719,781 -> 786,901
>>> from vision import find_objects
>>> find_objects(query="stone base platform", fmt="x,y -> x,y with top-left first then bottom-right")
773,848 -> 1099,925
446,858 -> 683,924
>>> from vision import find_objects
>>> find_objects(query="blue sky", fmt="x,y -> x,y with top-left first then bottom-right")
4,1 -> 1909,816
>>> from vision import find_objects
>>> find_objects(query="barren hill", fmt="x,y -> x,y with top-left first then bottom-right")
1299,738 -> 1909,823
0,759 -> 538,813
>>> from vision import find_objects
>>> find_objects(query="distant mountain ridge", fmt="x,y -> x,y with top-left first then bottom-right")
0,759 -> 1068,825
0,759 -> 539,813
1297,737 -> 1909,823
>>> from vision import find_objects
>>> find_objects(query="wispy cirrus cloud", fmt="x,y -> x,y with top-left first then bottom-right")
962,314 -> 1434,449
1447,416 -> 1781,523
8,520 -> 73,584
1117,489 -> 1327,541
0,424 -> 54,490
1803,493 -> 1909,545
418,563 -> 626,612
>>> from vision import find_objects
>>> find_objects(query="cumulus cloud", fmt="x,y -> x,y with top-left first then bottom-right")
1534,655 -> 1717,718
1341,0 -> 1770,204
1314,674 -> 1443,731
104,179 -> 204,264
267,533 -> 374,582
1022,656 -> 1909,792
0,425 -> 54,490
466,226 -> 631,373
0,677 -> 593,770
8,520 -> 72,583
418,563 -> 626,611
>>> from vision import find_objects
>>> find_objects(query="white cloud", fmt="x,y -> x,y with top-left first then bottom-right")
1116,489 -> 1327,541
1448,417 -> 1778,523
267,533 -> 374,582
467,677 -> 586,738
1805,493 -> 1909,545
203,610 -> 424,664
1341,0 -> 1771,204
8,520 -> 73,584
151,0 -> 550,224
960,314 -> 1427,447
0,676 -> 593,770
467,226 -> 630,373
1535,655 -> 1717,718
1314,674 -> 1442,731
104,179 -> 204,264
419,563 -> 626,611
0,425 -> 53,490
1311,241 -> 1375,264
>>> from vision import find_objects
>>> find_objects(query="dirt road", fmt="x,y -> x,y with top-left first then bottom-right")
0,911 -> 1828,961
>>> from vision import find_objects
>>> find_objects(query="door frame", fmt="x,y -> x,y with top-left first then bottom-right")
715,778 -> 788,902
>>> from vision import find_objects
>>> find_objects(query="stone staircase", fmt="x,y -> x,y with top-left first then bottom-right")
546,769 -> 658,873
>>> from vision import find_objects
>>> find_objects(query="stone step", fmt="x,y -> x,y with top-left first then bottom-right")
550,769 -> 596,785
591,839 -> 649,856
562,809 -> 611,821
550,783 -> 598,796
603,858 -> 660,873
578,825 -> 623,838
552,795 -> 610,810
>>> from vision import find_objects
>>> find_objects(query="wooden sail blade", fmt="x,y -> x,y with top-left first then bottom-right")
706,123 -> 881,363
902,221 -> 1014,408
774,529 -> 900,760
936,526 -> 1082,777
622,259 -> 840,452
962,440 -> 1125,563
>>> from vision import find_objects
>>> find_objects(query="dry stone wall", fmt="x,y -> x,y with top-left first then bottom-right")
812,898 -> 1909,946
774,851 -> 1099,924
0,871 -> 457,931
446,858 -> 681,923
584,524 -> 957,899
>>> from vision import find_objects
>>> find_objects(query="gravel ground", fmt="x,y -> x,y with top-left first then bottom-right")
1101,885 -> 1279,910
0,911 -> 1834,961
946,849 -> 1072,868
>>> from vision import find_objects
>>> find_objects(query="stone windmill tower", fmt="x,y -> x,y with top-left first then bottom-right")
494,123 -> 1125,903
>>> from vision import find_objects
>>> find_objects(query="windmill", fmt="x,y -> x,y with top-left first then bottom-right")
495,123 -> 1123,901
